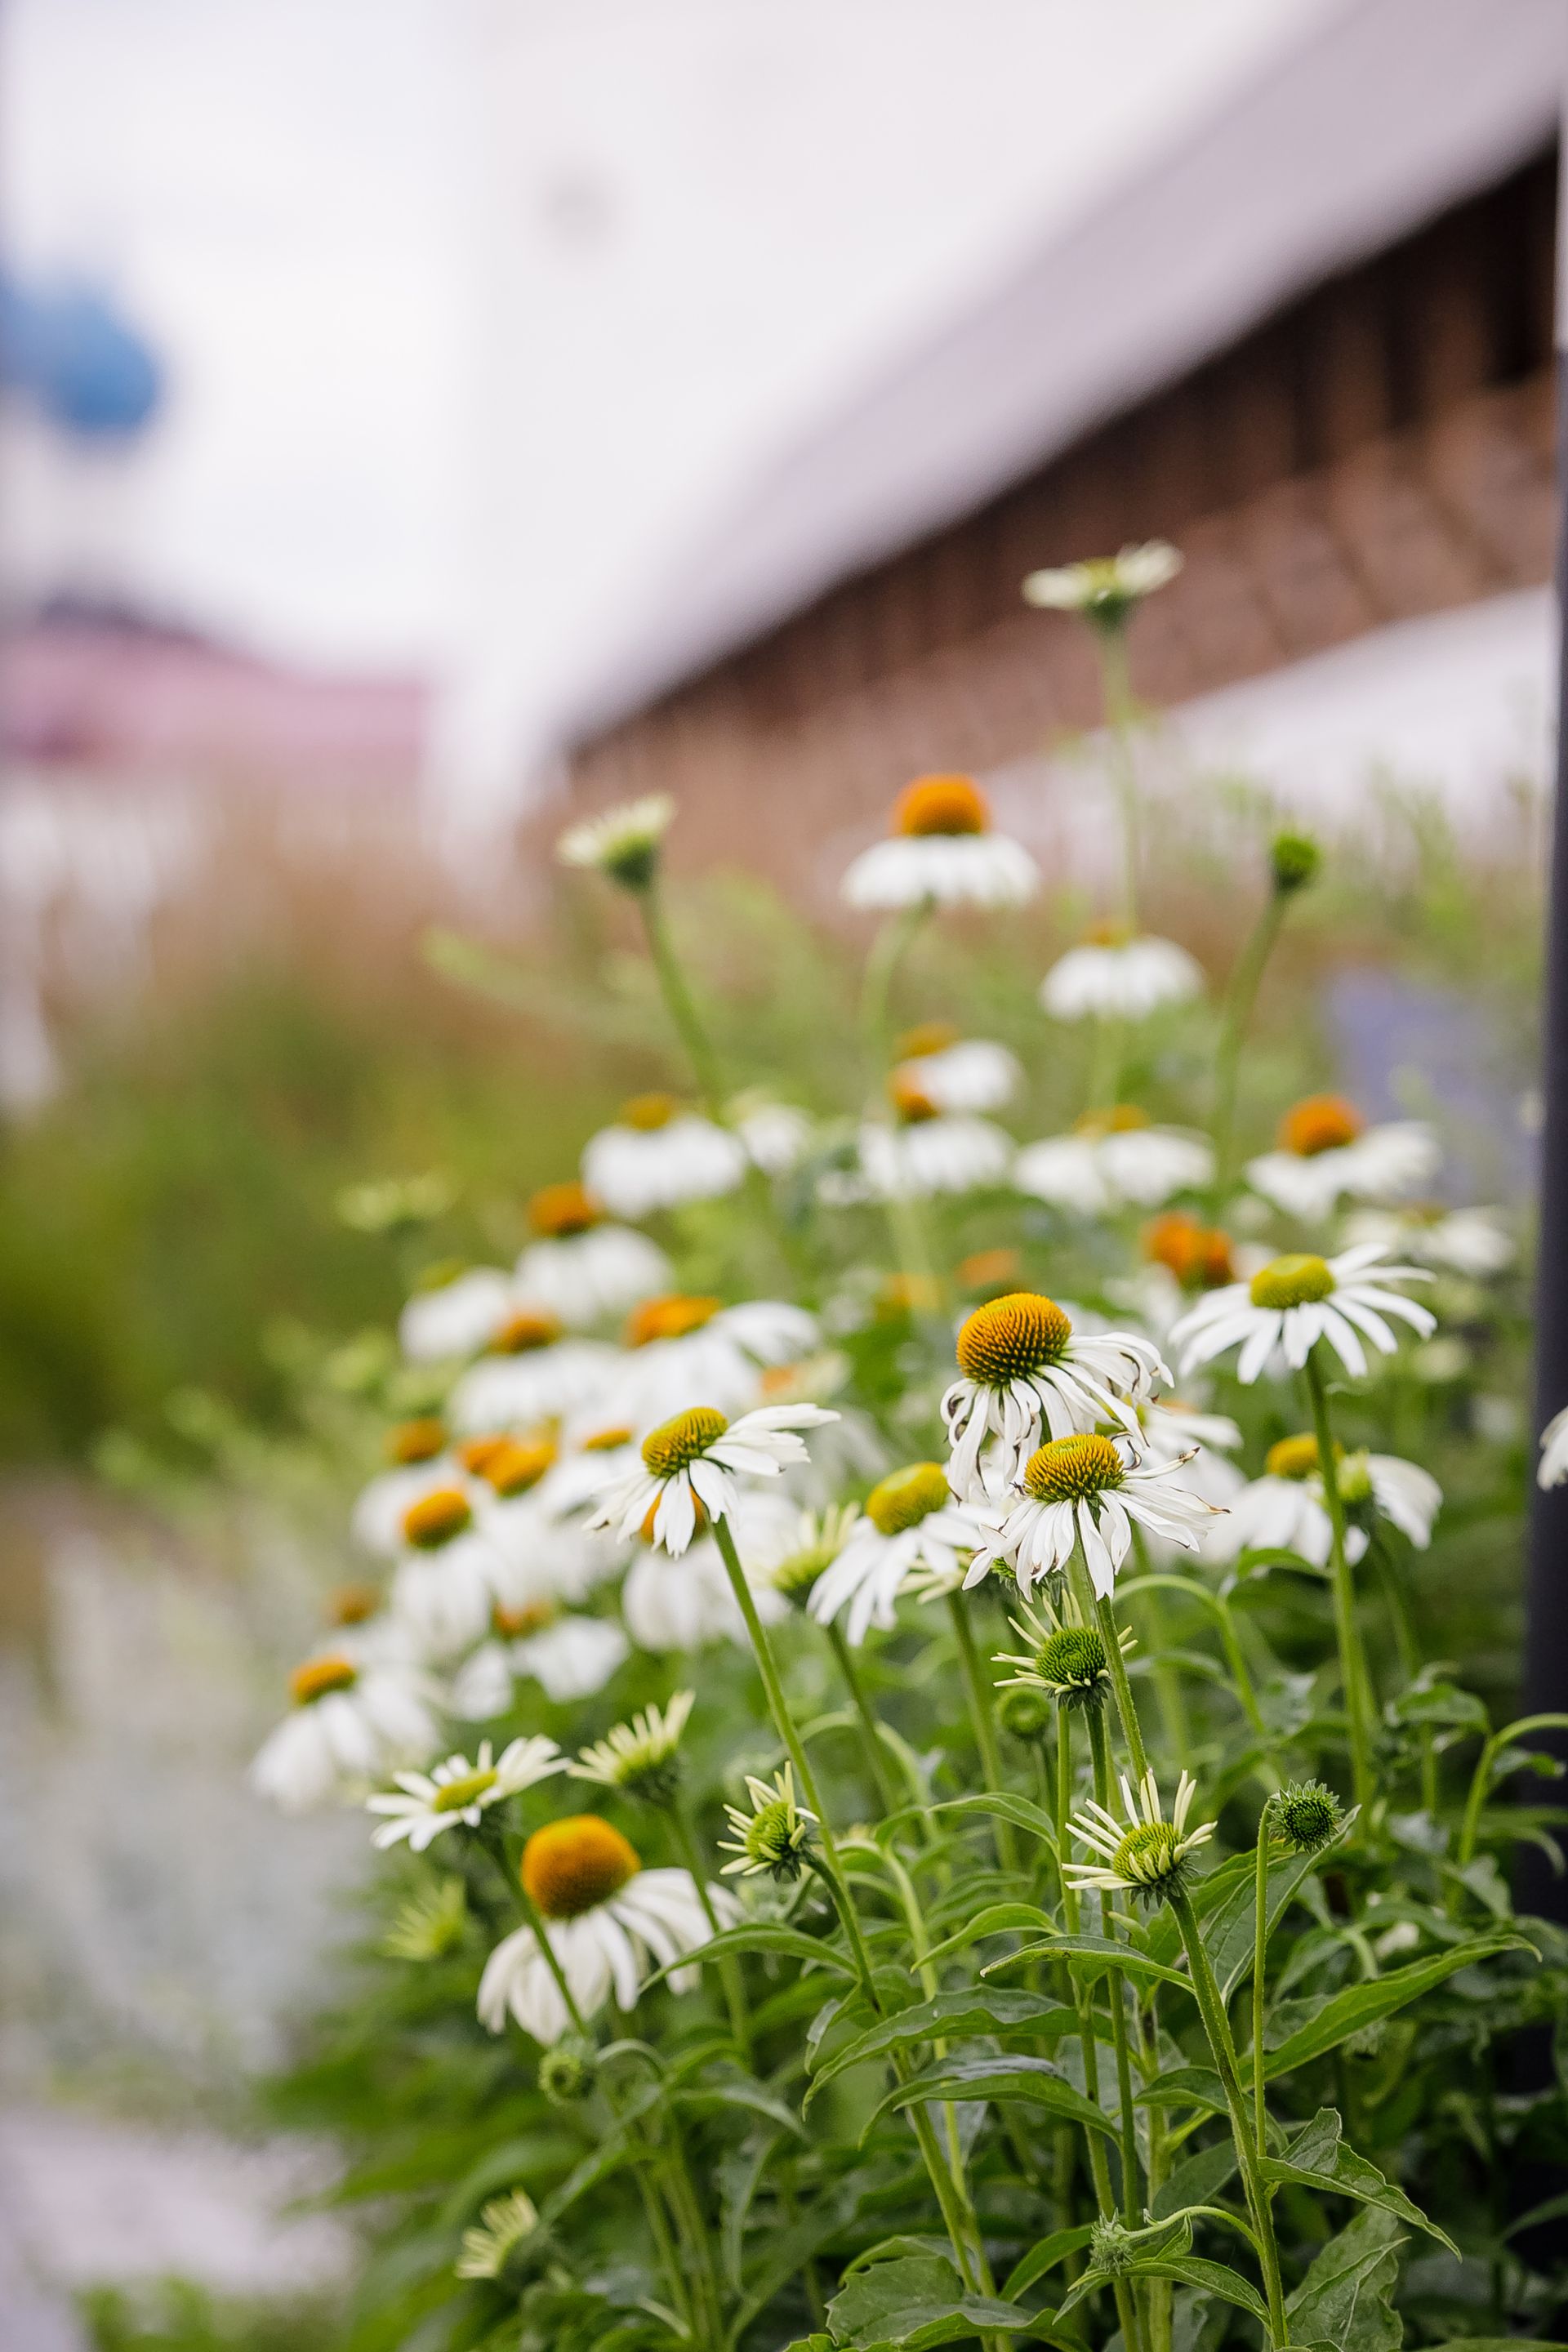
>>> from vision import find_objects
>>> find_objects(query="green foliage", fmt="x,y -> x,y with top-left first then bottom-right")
79,2280 -> 340,2352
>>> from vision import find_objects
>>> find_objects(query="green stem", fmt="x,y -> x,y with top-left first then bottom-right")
1170,1889 -> 1288,2350
859,902 -> 929,1069
1095,624 -> 1142,932
947,1590 -> 1022,1873
1087,1704 -> 1143,2228
1458,1711 -> 1568,1866
662,2105 -> 726,2343
1129,1527 -> 1192,1767
1252,1814 -> 1274,2162
670,1801 -> 752,2059
1064,1549 -> 1149,1785
1211,889 -> 1286,1201
639,879 -> 725,1112
1303,1348 -> 1375,1814
825,1620 -> 903,1817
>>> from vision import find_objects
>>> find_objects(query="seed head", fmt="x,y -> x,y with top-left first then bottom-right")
956,1291 -> 1072,1384
1273,1779 -> 1343,1855
641,1405 -> 727,1478
1250,1253 -> 1334,1311
1022,1432 -> 1125,1504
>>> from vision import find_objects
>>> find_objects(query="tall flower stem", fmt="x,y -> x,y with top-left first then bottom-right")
1251,1810 -> 1275,2161
824,1621 -> 903,1817
1129,1527 -> 1192,1767
669,1802 -> 752,2059
712,1513 -> 992,2293
859,902 -> 929,1067
947,1591 -> 1021,1873
1169,1887 -> 1287,2350
1066,1550 -> 1150,1785
638,879 -> 726,1113
1210,889 -> 1286,1201
1086,1704 -> 1144,2228
1095,625 -> 1142,931
1302,1347 -> 1376,1813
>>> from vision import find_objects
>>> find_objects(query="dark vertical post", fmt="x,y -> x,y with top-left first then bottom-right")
1520,134 -> 1568,1928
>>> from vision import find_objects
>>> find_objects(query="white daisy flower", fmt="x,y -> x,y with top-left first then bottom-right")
456,2189 -> 540,2283
557,793 -> 674,889
755,1358 -> 889,1503
366,1735 -> 566,1851
572,1691 -> 694,1805
350,1417 -> 459,1557
941,1290 -> 1169,1499
892,1025 -> 1022,1115
514,1181 -> 672,1329
1245,1095 -> 1440,1222
1040,934 -> 1203,1022
1539,1404 -> 1568,1490
964,1432 -> 1221,1599
1202,1447 -> 1341,1570
1340,1448 -> 1441,1550
388,1482 -> 517,1659
858,1096 -> 1014,1200
590,1401 -> 835,1557
1066,1767 -> 1214,1905
1015,1109 -> 1213,1215
534,1424 -> 640,1521
581,1093 -> 747,1219
841,774 -> 1038,910
808,1463 -> 987,1645
514,1615 -> 630,1702
610,1294 -> 820,1423
1171,1244 -> 1435,1385
478,1816 -> 732,2044
1022,541 -> 1182,623
398,1266 -> 514,1363
448,1325 -> 621,1437
1341,1203 -> 1513,1279
732,1094 -> 813,1174
249,1654 -> 440,1815
621,1492 -> 795,1651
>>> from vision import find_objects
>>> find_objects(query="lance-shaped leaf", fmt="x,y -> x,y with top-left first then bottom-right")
931,1792 -> 1061,1848
1150,2136 -> 1239,2219
1257,1931 -> 1535,2081
824,2254 -> 1045,2348
865,2054 -> 1116,2144
1058,2241 -> 1266,2329
919,1902 -> 1058,1971
804,1987 -> 1073,2108
642,1922 -> 856,1989
1285,2207 -> 1404,2352
1002,2225 -> 1096,2301
1134,2065 -> 1227,2114
1261,2108 -> 1457,2252
985,1933 -> 1192,1992
1207,1820 -> 1355,2001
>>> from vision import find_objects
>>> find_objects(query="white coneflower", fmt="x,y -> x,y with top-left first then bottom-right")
1341,1202 -> 1513,1279
892,1024 -> 1022,1115
1134,1398 -> 1248,1526
858,1076 -> 1015,1200
513,1181 -> 672,1329
1202,1434 -> 1341,1570
588,1401 -> 836,1556
609,1294 -> 820,1424
965,1432 -> 1220,1599
1040,933 -> 1203,1022
731,1094 -> 813,1174
572,1691 -> 694,1806
581,1094 -> 747,1219
447,1313 -> 619,1437
1014,1107 -> 1213,1215
1066,1768 -> 1214,1904
455,2188 -> 540,2283
941,1290 -> 1169,1499
1539,1405 -> 1568,1490
557,793 -> 674,889
1022,541 -> 1182,626
398,1265 -> 514,1363
388,1482 -> 514,1659
808,1463 -> 987,1645
1245,1094 -> 1440,1223
1171,1244 -> 1435,1385
477,1817 -> 730,2045
367,1735 -> 565,1851
841,775 -> 1038,910
720,1765 -> 817,1881
350,1416 -> 457,1557
764,1502 -> 864,1610
249,1654 -> 440,1815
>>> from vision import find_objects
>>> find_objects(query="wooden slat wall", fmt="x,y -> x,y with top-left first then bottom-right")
564,153 -> 1557,889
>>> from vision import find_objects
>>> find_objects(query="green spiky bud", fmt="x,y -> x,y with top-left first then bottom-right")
997,1685 -> 1054,1743
1273,1779 -> 1342,1855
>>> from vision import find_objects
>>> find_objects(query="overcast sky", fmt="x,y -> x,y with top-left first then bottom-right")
1,0 -> 1325,800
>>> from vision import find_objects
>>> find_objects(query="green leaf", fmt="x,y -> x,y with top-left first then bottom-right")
718,2132 -> 779,2289
825,2255 -> 1038,2348
1002,2225 -> 1096,2300
1285,2207 -> 1404,2352
1058,2247 -> 1266,2328
866,2055 -> 1116,2143
931,1792 -> 1061,1847
1134,2066 -> 1227,2114
641,1922 -> 855,1988
844,2236 -> 961,2279
920,1902 -> 1058,1971
675,2072 -> 808,2139
1261,2108 -> 1457,2253
1258,1932 -> 1535,2079
1209,1823 -> 1354,2002
986,1933 -> 1192,1992
804,1987 -> 1072,2108
1151,2136 -> 1239,2220
1420,2341 -> 1568,2351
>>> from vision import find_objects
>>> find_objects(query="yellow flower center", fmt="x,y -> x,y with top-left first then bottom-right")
866,1462 -> 952,1535
641,1405 -> 728,1478
1143,1212 -> 1235,1290
1022,1433 -> 1125,1503
956,1291 -> 1072,1384
1074,1103 -> 1151,1137
1085,919 -> 1132,947
875,1272 -> 941,1321
327,1583 -> 380,1628
484,1437 -> 558,1498
1111,1821 -> 1182,1890
895,1020 -> 961,1061
402,1487 -> 474,1550
522,1815 -> 640,1919
625,1293 -> 721,1347
494,1599 -> 556,1637
432,1766 -> 498,1813
457,1435 -> 510,1476
492,1308 -> 564,1356
1266,1432 -> 1322,1481
621,1092 -> 679,1132
1278,1094 -> 1364,1157
889,1072 -> 941,1125
386,1416 -> 446,1465
528,1180 -> 603,1237
956,1246 -> 1022,1298
581,1424 -> 632,1453
290,1655 -> 359,1707
893,773 -> 989,837
1250,1254 -> 1335,1311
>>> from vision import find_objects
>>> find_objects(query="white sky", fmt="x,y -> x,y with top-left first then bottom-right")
0,0 -> 1326,798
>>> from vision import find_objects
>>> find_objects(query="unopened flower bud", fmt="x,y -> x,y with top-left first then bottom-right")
1270,830 -> 1321,895
539,2035 -> 598,2106
997,1685 -> 1054,1744
1273,1779 -> 1343,1855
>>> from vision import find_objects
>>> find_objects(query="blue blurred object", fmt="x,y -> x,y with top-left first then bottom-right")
0,271 -> 163,438
1325,965 -> 1536,1203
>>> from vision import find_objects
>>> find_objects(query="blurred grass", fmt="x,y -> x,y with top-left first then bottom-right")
80,2280 -> 341,2352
